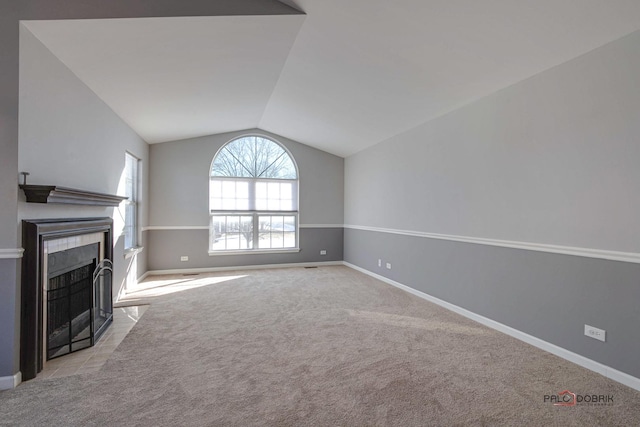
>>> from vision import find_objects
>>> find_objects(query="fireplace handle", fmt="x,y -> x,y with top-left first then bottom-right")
93,259 -> 113,283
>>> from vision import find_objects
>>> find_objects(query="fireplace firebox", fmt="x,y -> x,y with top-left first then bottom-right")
21,218 -> 114,381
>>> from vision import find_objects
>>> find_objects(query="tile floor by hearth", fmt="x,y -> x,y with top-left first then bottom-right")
35,305 -> 148,380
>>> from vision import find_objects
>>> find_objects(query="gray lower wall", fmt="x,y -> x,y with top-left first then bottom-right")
147,227 -> 343,271
0,259 -> 19,376
345,228 -> 640,379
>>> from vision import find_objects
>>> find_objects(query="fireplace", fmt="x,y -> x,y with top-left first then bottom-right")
21,218 -> 114,381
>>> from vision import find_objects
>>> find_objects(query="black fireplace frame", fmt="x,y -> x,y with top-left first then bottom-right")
21,217 -> 114,381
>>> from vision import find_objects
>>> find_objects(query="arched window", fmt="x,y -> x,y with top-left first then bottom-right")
209,135 -> 298,252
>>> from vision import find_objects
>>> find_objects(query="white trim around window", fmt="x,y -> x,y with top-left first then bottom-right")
209,135 -> 300,254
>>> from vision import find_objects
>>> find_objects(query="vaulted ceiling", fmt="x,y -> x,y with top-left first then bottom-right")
23,0 -> 640,157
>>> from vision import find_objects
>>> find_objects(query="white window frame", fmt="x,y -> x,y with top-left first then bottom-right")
123,152 -> 139,251
209,136 -> 300,255
209,212 -> 299,254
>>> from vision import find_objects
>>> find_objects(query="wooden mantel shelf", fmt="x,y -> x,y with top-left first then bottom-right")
20,185 -> 127,207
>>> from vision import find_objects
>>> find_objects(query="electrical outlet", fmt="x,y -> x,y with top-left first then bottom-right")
584,324 -> 606,342
386,262 -> 392,270
180,256 -> 189,262
378,259 -> 382,267
320,250 -> 327,255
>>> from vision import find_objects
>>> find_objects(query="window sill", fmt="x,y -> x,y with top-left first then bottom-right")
208,248 -> 300,256
124,246 -> 144,259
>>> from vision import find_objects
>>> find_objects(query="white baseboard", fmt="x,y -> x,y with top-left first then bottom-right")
137,271 -> 151,283
343,261 -> 640,392
0,372 -> 22,390
144,261 -> 344,278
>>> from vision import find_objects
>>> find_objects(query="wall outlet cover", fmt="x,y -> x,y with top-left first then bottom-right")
584,324 -> 606,342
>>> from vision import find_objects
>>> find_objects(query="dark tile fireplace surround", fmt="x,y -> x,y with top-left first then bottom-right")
21,218 -> 114,381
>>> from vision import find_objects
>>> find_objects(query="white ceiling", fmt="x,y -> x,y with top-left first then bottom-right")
23,15 -> 306,145
23,1 -> 640,157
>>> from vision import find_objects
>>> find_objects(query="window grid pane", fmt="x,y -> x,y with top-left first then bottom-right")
211,136 -> 297,179
258,216 -> 271,249
211,179 -> 251,211
124,202 -> 136,249
210,214 -> 296,251
283,216 -> 296,247
254,180 -> 297,212
255,215 -> 296,250
210,215 -> 255,250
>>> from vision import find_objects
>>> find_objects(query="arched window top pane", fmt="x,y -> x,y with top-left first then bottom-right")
212,136 -> 297,179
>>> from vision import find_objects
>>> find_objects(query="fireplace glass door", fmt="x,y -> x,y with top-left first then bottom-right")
45,242 -> 112,360
47,260 -> 96,359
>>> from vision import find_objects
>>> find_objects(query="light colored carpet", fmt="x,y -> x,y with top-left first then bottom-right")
1,266 -> 639,426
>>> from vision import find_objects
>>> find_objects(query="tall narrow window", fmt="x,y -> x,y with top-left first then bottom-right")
209,136 -> 298,253
124,152 -> 139,250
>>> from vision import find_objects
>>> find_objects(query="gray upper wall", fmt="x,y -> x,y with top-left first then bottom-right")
149,129 -> 344,227
345,30 -> 640,254
18,26 -> 149,201
18,25 -> 150,304
0,14 -> 20,248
